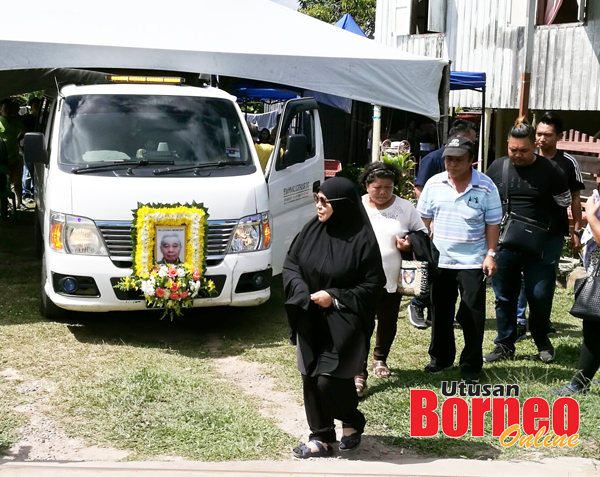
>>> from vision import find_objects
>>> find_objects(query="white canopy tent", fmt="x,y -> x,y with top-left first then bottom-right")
0,0 -> 447,120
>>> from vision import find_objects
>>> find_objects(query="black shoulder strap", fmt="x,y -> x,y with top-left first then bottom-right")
502,157 -> 511,215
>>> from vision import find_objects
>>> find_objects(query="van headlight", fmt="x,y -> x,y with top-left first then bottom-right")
49,212 -> 107,256
229,213 -> 271,253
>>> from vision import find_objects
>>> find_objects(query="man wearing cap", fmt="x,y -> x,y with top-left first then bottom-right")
416,135 -> 502,384
409,119 -> 478,330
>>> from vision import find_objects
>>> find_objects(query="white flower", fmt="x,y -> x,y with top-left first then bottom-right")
158,268 -> 167,278
177,267 -> 186,278
141,280 -> 155,297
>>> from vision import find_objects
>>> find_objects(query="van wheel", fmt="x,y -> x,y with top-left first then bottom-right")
39,252 -> 64,320
34,206 -> 43,260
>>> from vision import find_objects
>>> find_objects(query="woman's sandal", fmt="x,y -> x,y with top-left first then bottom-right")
372,360 -> 391,378
292,440 -> 333,459
339,432 -> 362,451
354,376 -> 368,397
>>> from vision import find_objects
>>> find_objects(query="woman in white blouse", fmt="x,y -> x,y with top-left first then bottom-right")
354,162 -> 427,396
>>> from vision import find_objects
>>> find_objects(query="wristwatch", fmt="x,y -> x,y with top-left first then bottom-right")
486,251 -> 497,259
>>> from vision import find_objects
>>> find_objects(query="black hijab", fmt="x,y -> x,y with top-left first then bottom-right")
283,177 -> 385,378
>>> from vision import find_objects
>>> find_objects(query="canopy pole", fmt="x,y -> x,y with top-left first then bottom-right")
478,84 -> 485,172
372,105 -> 381,162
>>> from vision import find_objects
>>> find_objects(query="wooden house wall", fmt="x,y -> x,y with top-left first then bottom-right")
378,0 -> 600,111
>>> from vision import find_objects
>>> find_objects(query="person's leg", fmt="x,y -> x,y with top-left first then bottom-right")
373,291 -> 402,374
516,277 -> 527,325
524,236 -> 563,354
0,171 -> 8,219
302,374 -> 337,444
9,160 -> 23,208
455,269 -> 486,380
22,163 -> 32,198
490,246 -> 522,353
428,269 -> 458,369
408,295 -> 430,329
317,375 -> 366,435
549,320 -> 600,395
574,320 -> 600,386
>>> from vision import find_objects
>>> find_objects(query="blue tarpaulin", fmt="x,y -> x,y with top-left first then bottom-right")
450,71 -> 486,91
333,13 -> 367,37
233,87 -> 298,101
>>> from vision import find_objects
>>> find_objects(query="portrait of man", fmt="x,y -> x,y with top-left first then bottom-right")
155,227 -> 186,265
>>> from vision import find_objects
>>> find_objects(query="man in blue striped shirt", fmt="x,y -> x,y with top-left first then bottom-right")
417,136 -> 502,384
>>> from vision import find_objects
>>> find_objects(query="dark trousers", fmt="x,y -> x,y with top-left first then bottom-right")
357,291 -> 402,379
302,374 -> 365,443
572,320 -> 600,387
491,236 -> 563,352
411,294 -> 431,309
429,268 -> 486,375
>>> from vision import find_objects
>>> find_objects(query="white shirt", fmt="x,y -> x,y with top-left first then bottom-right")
363,195 -> 427,293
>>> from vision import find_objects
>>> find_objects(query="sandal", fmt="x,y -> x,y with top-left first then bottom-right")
292,440 -> 333,459
339,432 -> 362,452
354,376 -> 368,397
372,360 -> 391,378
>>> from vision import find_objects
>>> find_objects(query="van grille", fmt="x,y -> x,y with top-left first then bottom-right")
96,220 -> 237,267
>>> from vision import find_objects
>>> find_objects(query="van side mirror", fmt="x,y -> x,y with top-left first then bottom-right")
282,134 -> 307,168
24,133 -> 48,165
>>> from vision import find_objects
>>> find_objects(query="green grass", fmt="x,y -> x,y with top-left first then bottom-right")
0,213 -> 294,460
59,366 -> 294,460
2,212 -> 599,460
226,286 -> 600,459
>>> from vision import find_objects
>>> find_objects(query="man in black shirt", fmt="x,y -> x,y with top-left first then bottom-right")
514,113 -> 585,339
536,112 -> 585,246
484,119 -> 571,364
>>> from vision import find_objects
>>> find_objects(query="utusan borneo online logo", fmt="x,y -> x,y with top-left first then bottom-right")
410,382 -> 580,448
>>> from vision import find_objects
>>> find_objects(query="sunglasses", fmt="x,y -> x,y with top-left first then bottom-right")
313,193 -> 347,207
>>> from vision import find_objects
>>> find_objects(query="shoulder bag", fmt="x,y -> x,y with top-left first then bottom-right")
497,158 -> 549,258
397,260 -> 429,297
569,257 -> 600,321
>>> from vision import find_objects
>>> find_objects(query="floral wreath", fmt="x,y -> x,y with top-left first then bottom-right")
115,202 -> 216,319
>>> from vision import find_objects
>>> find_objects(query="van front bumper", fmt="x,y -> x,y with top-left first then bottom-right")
44,249 -> 272,312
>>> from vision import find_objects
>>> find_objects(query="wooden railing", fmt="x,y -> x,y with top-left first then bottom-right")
557,130 -> 600,199
558,130 -> 600,156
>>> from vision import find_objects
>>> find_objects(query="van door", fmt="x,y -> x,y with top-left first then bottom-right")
266,98 -> 324,275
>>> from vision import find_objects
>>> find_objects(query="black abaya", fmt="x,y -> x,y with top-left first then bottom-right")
283,177 -> 386,379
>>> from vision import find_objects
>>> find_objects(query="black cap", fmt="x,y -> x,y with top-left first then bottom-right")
442,135 -> 476,157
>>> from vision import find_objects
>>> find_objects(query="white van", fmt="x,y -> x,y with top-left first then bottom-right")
25,77 -> 324,318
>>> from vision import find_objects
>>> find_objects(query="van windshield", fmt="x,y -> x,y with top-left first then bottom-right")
59,95 -> 252,168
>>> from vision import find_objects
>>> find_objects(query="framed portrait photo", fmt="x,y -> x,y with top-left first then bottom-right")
155,226 -> 187,265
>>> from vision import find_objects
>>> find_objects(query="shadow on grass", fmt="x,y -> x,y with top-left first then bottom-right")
0,206 -> 290,355
63,277 -> 290,361
0,210 -> 48,327
371,434 -> 502,459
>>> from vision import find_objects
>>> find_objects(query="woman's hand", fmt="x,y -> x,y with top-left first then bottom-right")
586,194 -> 600,219
310,290 -> 333,308
396,235 -> 412,252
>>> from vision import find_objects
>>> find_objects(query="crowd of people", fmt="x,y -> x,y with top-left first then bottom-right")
283,113 -> 599,458
0,96 -> 39,220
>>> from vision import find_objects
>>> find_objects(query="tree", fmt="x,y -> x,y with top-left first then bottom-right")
298,0 -> 376,38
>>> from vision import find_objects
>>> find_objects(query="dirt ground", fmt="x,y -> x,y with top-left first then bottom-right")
2,345 -> 413,463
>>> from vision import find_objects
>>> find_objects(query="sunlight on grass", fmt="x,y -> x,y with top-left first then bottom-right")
58,366 -> 294,460
1,215 -> 599,460
229,288 -> 600,459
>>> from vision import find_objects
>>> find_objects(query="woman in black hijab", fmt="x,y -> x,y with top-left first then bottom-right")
283,177 -> 385,458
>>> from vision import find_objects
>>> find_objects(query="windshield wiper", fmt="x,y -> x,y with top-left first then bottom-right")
153,161 -> 249,176
72,160 -> 175,174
